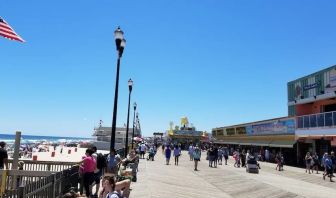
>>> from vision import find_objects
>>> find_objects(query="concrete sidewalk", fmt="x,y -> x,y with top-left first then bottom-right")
130,151 -> 336,198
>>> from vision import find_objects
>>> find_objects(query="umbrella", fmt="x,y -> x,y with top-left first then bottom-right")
133,137 -> 143,142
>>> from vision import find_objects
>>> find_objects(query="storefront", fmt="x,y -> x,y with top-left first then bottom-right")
213,117 -> 297,165
168,130 -> 206,150
288,65 -> 336,162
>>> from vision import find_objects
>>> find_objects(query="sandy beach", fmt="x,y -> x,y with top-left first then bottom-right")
32,146 -> 109,162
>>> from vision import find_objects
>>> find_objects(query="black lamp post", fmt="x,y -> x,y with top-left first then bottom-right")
110,27 -> 126,153
131,102 -> 137,149
124,79 -> 133,157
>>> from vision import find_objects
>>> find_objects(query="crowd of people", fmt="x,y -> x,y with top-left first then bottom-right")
304,151 -> 336,182
158,142 -> 336,183
77,146 -> 137,198
3,140 -> 336,197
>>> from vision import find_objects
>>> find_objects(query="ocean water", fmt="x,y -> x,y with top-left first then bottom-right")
0,133 -> 93,144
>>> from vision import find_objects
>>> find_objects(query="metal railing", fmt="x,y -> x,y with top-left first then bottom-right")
296,111 -> 336,129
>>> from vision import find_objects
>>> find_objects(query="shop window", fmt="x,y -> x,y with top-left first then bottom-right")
317,114 -> 325,127
304,116 -> 310,128
325,112 -> 333,126
236,127 -> 246,135
297,117 -> 303,128
309,115 -> 317,127
226,128 -> 235,136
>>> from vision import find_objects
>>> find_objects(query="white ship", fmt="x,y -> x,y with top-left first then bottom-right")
92,120 -> 142,151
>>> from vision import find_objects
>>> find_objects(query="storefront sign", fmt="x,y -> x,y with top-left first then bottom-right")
173,130 -> 202,136
303,81 -> 319,91
246,119 -> 295,136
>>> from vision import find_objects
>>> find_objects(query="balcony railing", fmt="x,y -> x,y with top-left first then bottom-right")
296,111 -> 336,129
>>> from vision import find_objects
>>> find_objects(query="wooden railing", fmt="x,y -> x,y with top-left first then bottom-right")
7,159 -> 79,172
1,166 -> 79,198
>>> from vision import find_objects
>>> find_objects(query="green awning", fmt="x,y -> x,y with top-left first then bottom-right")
238,139 -> 270,146
214,139 -> 296,148
213,140 -> 240,145
268,140 -> 296,148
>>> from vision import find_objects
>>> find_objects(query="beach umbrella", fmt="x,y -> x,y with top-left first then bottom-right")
133,137 -> 143,142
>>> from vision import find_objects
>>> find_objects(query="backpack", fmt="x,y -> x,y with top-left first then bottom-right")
96,153 -> 107,170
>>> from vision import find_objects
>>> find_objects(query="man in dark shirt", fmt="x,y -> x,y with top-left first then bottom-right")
0,141 -> 8,169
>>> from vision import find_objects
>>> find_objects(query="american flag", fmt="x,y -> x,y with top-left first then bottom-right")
0,17 -> 25,42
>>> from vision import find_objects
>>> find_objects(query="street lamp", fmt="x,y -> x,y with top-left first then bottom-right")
131,102 -> 137,149
110,26 -> 126,153
124,79 -> 133,157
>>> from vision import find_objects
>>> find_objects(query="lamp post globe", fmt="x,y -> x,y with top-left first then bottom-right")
110,27 -> 126,154
128,79 -> 133,91
125,78 -> 133,157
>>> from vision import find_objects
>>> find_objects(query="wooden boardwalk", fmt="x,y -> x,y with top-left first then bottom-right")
130,151 -> 336,198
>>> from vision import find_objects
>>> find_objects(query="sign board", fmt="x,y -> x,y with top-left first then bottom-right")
246,119 -> 295,136
173,130 -> 203,136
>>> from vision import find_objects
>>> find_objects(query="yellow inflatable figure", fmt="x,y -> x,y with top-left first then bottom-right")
181,117 -> 189,128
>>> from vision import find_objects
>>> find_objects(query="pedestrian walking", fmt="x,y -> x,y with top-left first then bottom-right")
321,153 -> 328,175
80,148 -> 96,197
208,147 -> 214,167
161,144 -> 165,154
323,154 -> 334,182
331,151 -> 336,176
275,152 -> 282,171
312,153 -> 319,174
0,141 -> 8,170
265,149 -> 270,162
173,145 -> 181,166
233,150 -> 240,168
165,146 -> 171,165
213,146 -> 218,168
240,150 -> 246,168
223,146 -> 229,165
188,144 -> 194,161
217,147 -> 223,165
193,145 -> 201,171
305,152 -> 312,174
140,143 -> 146,159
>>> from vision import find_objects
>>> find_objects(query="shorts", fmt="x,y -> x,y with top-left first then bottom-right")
94,170 -> 103,183
83,172 -> 95,186
327,168 -> 333,175
224,155 -> 228,160
140,151 -> 145,155
209,156 -> 215,161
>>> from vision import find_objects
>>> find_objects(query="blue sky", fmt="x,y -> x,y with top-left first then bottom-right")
1,1 -> 336,137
